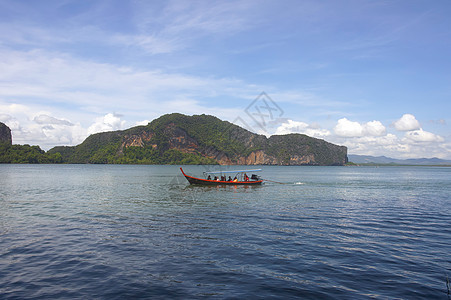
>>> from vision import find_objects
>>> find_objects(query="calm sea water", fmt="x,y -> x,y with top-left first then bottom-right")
0,164 -> 450,299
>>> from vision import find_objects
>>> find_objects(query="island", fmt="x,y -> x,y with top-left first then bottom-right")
1,114 -> 348,165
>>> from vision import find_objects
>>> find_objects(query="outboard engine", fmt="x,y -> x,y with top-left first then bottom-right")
251,174 -> 260,181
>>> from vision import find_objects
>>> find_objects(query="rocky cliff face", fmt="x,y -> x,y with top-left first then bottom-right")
0,122 -> 12,144
120,131 -> 155,150
117,117 -> 347,165
49,113 -> 348,165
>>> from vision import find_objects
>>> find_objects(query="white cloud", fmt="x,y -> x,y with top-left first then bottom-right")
328,115 -> 451,159
0,47 -> 264,149
334,118 -> 364,137
335,129 -> 450,159
2,110 -> 129,149
274,119 -> 331,138
87,113 -> 126,136
1,103 -> 114,149
0,103 -> 34,133
403,129 -> 444,143
393,114 -> 421,131
0,48 -> 265,122
135,120 -> 150,126
340,134 -> 410,156
363,120 -> 386,136
34,114 -> 74,126
334,118 -> 386,138
0,114 -> 21,131
36,122 -> 87,147
0,111 -> 87,149
272,117 -> 446,159
0,103 -> 30,115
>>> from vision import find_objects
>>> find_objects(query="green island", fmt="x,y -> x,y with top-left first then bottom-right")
0,113 -> 348,165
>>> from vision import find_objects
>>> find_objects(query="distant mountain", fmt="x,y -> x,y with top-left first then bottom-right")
348,154 -> 451,165
48,113 -> 348,165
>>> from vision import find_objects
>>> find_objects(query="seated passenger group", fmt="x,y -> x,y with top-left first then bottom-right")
207,173 -> 249,182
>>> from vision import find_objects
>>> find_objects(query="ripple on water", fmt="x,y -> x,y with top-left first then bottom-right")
0,165 -> 450,299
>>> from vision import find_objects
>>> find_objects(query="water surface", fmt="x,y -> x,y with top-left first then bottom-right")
1,165 -> 450,299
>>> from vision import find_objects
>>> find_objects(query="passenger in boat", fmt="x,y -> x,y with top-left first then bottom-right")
244,173 -> 249,181
221,176 -> 226,181
214,176 -> 218,181
228,176 -> 232,181
233,176 -> 237,182
207,175 -> 211,180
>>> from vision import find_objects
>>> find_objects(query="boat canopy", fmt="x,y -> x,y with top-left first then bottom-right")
204,169 -> 262,174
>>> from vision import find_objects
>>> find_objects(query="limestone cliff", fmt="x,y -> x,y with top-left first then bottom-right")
0,122 -> 12,145
49,113 -> 348,165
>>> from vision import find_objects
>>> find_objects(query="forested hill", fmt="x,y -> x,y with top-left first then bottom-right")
0,122 -> 63,163
47,113 -> 348,165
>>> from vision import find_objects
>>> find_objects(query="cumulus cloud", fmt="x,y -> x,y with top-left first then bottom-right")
334,118 -> 364,137
0,108 -> 87,148
339,134 -> 410,156
338,130 -> 450,159
0,114 -> 12,122
12,112 -> 128,148
334,118 -> 386,137
1,105 -> 128,149
393,114 -> 420,131
87,113 -> 126,135
0,114 -> 21,131
364,120 -> 386,136
274,119 -> 331,138
329,115 -> 449,159
37,122 -> 87,147
403,129 -> 444,143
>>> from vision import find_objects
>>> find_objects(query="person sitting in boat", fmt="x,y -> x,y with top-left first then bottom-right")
244,173 -> 249,181
233,176 -> 238,182
221,176 -> 226,181
228,176 -> 232,181
207,175 -> 211,180
214,176 -> 218,181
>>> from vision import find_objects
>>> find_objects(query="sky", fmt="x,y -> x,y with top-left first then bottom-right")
1,0 -> 450,159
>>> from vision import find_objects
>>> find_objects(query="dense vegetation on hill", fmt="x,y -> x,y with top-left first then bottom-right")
1,114 -> 348,165
48,118 -> 219,164
1,121 -> 64,163
0,143 -> 63,164
47,113 -> 347,165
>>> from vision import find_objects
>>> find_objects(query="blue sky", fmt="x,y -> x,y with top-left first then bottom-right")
1,0 -> 450,159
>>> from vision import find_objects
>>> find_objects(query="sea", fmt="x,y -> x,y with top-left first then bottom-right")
0,164 -> 450,299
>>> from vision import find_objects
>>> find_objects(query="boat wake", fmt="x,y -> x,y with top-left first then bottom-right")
264,181 -> 304,185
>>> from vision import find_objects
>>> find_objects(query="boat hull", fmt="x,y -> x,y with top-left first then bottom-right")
180,168 -> 263,185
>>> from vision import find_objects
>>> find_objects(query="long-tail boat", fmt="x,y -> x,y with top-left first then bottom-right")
180,167 -> 264,185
